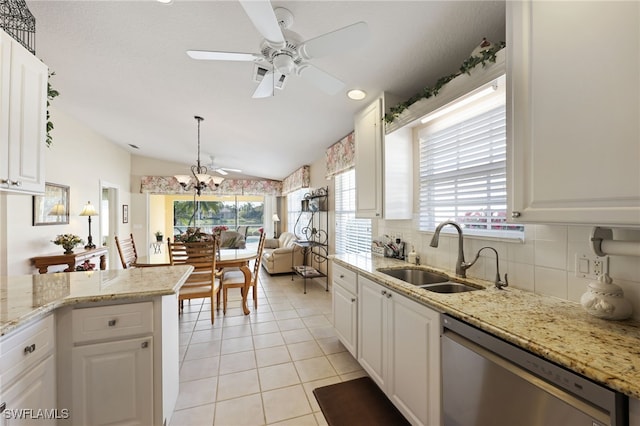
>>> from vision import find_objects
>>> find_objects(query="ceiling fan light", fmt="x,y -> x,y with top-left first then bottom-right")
347,89 -> 367,100
273,54 -> 295,75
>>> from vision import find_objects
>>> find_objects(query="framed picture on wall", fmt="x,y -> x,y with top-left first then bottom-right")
32,182 -> 70,226
122,204 -> 129,223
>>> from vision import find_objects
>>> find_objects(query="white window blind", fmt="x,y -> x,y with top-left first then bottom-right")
335,169 -> 372,254
418,83 -> 523,238
287,189 -> 305,235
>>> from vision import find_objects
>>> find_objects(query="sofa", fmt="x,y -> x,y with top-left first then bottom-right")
261,232 -> 305,274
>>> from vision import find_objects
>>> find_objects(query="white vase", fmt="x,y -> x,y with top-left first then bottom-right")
580,274 -> 632,320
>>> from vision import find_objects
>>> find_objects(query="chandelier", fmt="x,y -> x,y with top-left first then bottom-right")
174,116 -> 224,196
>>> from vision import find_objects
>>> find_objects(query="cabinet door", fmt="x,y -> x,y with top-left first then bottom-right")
0,354 -> 56,426
332,283 -> 357,357
72,336 -> 153,426
388,294 -> 441,426
357,276 -> 387,388
7,40 -> 46,194
354,97 -> 383,218
507,1 -> 640,225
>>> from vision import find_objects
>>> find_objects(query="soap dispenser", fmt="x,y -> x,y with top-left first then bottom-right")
580,273 -> 632,320
407,246 -> 417,264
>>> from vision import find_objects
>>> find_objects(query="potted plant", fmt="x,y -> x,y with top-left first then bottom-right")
52,234 -> 84,254
155,231 -> 163,242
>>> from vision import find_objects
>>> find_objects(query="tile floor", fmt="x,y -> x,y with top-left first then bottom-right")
170,269 -> 367,426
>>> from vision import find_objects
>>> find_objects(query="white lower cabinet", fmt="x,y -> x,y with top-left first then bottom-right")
332,263 -> 358,357
71,336 -> 153,426
0,315 -> 56,426
358,276 -> 441,426
57,297 -> 179,426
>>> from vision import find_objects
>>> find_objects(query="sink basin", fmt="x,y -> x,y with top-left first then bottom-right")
378,268 -> 449,286
420,282 -> 480,293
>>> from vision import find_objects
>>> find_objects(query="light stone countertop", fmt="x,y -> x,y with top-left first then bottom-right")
333,253 -> 640,399
0,265 -> 193,336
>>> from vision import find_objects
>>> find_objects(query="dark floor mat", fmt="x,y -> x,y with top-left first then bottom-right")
312,376 -> 411,426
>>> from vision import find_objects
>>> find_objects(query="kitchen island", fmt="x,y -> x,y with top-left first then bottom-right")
0,266 -> 192,426
333,253 -> 640,400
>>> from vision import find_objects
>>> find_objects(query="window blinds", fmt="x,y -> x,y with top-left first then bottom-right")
335,169 -> 372,254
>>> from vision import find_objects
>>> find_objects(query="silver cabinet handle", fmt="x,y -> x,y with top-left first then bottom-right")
386,293 -> 392,299
108,319 -> 117,327
141,341 -> 149,349
511,211 -> 521,218
381,290 -> 387,295
23,343 -> 36,354
351,298 -> 356,303
0,402 -> 5,413
339,274 -> 345,278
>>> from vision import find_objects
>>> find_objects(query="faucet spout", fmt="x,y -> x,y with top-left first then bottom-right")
468,246 -> 509,290
430,221 -> 467,278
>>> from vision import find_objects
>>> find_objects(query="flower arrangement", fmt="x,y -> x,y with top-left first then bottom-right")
75,260 -> 95,271
175,227 -> 212,243
212,225 -> 229,236
52,234 -> 84,254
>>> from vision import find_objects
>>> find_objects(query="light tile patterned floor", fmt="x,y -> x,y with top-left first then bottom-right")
170,270 -> 366,426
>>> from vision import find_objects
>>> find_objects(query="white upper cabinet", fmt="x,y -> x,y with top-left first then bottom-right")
507,1 -> 640,226
0,29 -> 47,194
354,93 -> 412,219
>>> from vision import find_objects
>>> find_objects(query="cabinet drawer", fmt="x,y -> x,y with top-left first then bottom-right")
0,314 -> 55,388
72,302 -> 153,343
333,263 -> 357,294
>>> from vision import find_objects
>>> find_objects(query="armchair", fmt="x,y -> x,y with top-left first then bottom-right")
261,231 -> 304,274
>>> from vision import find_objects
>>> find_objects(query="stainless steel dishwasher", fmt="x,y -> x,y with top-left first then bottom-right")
441,314 -> 627,426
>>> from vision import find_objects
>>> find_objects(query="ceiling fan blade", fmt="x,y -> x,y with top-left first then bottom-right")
215,168 -> 229,176
187,50 -> 261,61
239,0 -> 286,49
297,64 -> 345,95
222,167 -> 242,173
298,21 -> 369,60
252,70 -> 275,98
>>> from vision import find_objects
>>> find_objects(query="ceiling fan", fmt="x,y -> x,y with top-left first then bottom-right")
207,155 -> 242,176
187,0 -> 369,98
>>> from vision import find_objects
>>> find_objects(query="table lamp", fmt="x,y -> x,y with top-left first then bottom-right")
79,201 -> 98,249
272,213 -> 280,239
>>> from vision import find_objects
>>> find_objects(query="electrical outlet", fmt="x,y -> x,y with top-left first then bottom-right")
575,253 -> 609,280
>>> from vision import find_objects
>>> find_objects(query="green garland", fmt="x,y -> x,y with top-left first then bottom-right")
384,41 -> 506,124
46,71 -> 59,147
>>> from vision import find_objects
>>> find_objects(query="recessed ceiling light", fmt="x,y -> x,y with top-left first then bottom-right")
347,89 -> 366,101
156,0 -> 173,4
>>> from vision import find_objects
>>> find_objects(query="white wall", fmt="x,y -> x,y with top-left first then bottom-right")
0,107 -> 132,274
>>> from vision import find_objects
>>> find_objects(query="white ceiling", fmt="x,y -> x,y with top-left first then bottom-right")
28,0 -> 505,181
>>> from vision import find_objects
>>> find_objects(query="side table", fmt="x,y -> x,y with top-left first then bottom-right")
31,247 -> 109,274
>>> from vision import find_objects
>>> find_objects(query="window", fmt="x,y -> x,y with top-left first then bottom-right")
418,76 -> 523,238
335,169 -> 372,254
173,195 -> 264,238
286,189 -> 306,235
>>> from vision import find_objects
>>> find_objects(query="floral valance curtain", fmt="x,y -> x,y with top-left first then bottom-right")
281,165 -> 310,195
325,132 -> 355,179
140,176 -> 282,196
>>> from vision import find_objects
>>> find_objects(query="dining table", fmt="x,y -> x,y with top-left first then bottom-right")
133,247 -> 258,315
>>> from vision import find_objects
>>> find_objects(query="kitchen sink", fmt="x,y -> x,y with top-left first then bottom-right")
378,268 -> 449,286
421,282 -> 480,293
378,268 -> 482,293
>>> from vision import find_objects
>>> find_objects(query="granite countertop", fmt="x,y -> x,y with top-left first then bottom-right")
0,265 -> 193,336
333,253 -> 640,400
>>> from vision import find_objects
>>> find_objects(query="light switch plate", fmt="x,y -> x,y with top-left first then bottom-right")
574,253 -> 609,280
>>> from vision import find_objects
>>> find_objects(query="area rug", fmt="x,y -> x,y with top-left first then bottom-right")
313,376 -> 410,426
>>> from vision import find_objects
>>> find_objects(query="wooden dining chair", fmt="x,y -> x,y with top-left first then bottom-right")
168,238 -> 220,324
220,232 -> 266,314
115,233 -> 138,269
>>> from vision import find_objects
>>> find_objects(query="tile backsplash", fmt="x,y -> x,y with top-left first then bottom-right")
377,221 -> 640,320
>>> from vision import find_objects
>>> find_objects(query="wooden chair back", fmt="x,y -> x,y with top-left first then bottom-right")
220,232 -> 267,313
168,238 -> 220,323
115,233 -> 138,269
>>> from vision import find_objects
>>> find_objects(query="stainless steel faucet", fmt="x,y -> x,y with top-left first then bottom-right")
430,221 -> 469,278
467,246 -> 509,290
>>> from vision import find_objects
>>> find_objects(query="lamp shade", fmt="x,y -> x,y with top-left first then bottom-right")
79,201 -> 98,217
174,175 -> 192,186
272,214 -> 280,222
211,175 -> 225,186
48,203 -> 66,216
